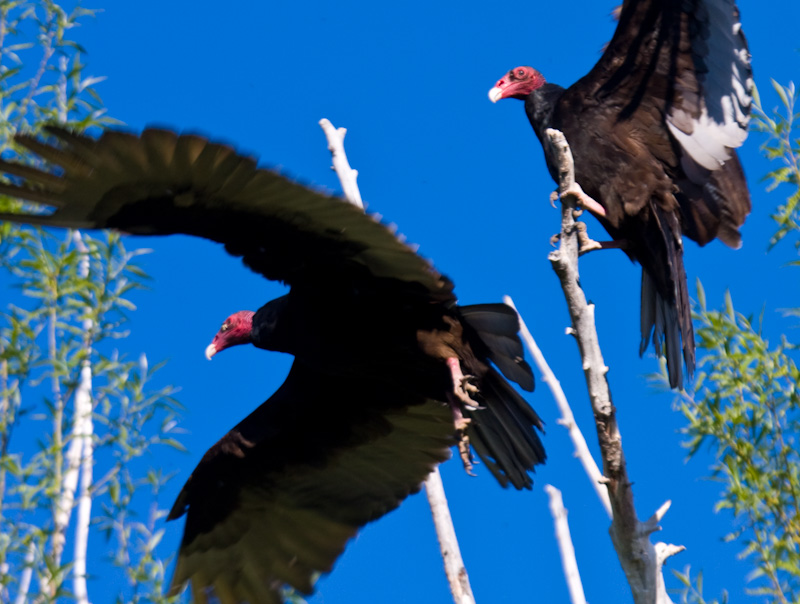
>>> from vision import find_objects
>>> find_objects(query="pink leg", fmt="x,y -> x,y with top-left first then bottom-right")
446,357 -> 477,475
558,183 -> 606,218
573,222 -> 630,256
446,358 -> 479,408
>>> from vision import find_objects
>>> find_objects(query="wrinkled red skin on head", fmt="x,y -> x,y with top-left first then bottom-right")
493,66 -> 546,100
208,310 -> 255,356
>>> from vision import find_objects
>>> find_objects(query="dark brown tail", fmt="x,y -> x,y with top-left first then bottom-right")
640,207 -> 695,389
464,367 -> 545,489
459,303 -> 534,391
459,303 -> 545,489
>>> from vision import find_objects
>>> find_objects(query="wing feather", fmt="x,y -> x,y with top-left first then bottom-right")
0,127 -> 453,302
564,0 -> 751,171
167,362 -> 454,601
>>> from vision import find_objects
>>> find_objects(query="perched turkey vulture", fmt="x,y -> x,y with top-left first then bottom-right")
489,0 -> 753,388
0,126 -> 545,603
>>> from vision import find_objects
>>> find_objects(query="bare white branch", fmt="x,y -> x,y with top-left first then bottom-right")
503,295 -> 611,518
655,542 -> 686,566
71,231 -> 94,604
642,500 -> 672,536
319,118 -> 363,208
13,542 -> 35,604
544,485 -> 587,604
319,118 -> 474,604
545,128 -> 683,604
49,303 -> 71,593
425,468 -> 476,604
71,360 -> 93,604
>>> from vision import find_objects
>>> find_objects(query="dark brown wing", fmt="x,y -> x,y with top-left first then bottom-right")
0,126 -> 454,303
167,361 -> 454,603
557,0 -> 752,237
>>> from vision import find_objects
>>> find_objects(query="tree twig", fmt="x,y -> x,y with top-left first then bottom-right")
319,118 -> 363,209
319,118 -> 474,604
545,128 -> 683,604
503,295 -> 611,517
425,468 -> 476,604
544,485 -> 587,604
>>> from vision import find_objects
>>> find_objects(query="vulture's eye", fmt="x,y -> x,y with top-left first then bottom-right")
221,323 -> 230,332
516,69 -> 526,78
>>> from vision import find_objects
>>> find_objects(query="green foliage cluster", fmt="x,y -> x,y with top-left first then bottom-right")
1,232 -> 184,602
0,2 -> 184,602
673,566 -> 728,604
671,81 -> 800,604
677,285 -> 800,602
753,81 -> 800,251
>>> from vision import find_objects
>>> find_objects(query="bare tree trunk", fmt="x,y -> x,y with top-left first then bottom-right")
545,128 -> 684,604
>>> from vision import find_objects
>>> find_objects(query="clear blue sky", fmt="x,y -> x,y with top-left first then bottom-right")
6,1 -> 800,601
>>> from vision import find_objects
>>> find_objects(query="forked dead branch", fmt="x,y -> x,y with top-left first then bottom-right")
546,128 -> 684,604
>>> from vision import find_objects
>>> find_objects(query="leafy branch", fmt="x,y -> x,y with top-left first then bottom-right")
752,80 -> 800,250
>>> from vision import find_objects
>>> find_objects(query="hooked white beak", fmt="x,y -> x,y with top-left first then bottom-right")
205,343 -> 217,360
488,86 -> 504,103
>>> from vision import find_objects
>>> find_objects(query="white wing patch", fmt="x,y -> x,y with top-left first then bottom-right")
667,0 -> 753,171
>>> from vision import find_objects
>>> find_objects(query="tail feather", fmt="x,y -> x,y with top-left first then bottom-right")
458,302 -> 544,488
676,154 -> 751,249
466,368 -> 545,490
640,206 -> 696,388
640,272 -> 685,387
460,303 -> 534,392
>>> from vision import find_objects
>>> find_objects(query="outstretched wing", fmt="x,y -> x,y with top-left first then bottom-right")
0,126 -> 454,303
560,0 -> 752,237
568,0 -> 752,167
168,361 -> 454,603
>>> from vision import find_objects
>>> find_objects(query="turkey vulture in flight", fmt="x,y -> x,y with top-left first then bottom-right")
489,0 -> 753,388
0,126 -> 545,603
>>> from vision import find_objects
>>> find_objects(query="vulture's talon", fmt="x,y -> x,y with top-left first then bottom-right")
454,416 -> 475,475
575,222 -> 604,255
454,415 -> 471,433
577,240 -> 604,255
550,233 -> 561,247
459,440 -> 476,476
447,358 -> 481,409
572,207 -> 584,218
549,190 -> 559,208
454,388 -> 480,410
560,183 -> 606,218
460,375 -> 478,395
447,393 -> 476,473
572,222 -> 626,255
455,383 -> 480,410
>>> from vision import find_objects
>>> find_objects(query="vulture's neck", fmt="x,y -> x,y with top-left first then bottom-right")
251,295 -> 294,353
524,83 -> 565,144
